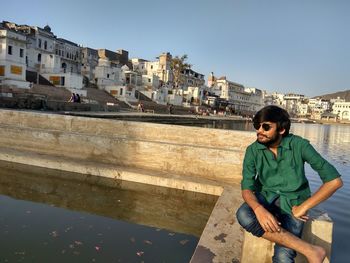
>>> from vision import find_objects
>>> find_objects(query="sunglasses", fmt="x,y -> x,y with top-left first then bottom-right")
253,123 -> 272,131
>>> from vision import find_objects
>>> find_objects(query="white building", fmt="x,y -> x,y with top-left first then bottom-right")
332,101 -> 350,121
94,57 -> 122,87
184,86 -> 206,105
0,23 -> 30,88
214,76 -> 251,113
145,52 -> 173,85
1,21 -> 84,92
26,25 -> 57,74
42,36 -> 83,91
244,87 -> 264,112
208,73 -> 264,114
81,47 -> 99,82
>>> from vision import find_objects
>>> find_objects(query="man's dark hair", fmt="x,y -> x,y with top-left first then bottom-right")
253,105 -> 291,137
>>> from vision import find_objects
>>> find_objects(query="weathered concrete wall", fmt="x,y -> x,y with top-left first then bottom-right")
0,109 -> 253,185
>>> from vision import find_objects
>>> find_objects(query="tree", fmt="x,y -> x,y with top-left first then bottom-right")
170,54 -> 192,90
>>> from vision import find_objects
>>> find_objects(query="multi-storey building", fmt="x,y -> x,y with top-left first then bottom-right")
332,101 -> 350,120
81,47 -> 98,83
1,21 -> 83,92
181,68 -> 205,90
282,93 -> 305,116
94,57 -> 122,87
214,76 -> 251,113
208,73 -> 264,114
0,22 -> 30,88
41,37 -> 83,91
244,87 -> 264,112
146,52 -> 173,85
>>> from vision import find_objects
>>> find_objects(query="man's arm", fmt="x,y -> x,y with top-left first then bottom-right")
242,189 -> 281,233
292,177 -> 343,221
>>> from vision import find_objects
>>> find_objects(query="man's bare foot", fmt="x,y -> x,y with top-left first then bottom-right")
306,245 -> 326,263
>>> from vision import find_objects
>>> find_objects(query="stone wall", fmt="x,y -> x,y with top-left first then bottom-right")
0,109 -> 254,185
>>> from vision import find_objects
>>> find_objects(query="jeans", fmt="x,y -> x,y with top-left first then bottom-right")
236,194 -> 304,263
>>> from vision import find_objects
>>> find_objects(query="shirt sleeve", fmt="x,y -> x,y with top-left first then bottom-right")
301,139 -> 341,183
241,145 -> 258,191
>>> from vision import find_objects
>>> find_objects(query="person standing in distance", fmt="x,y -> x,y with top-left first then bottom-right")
236,105 -> 343,263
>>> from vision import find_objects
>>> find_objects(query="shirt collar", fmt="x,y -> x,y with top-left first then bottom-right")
254,134 -> 293,150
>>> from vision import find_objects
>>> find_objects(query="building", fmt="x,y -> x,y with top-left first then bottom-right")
214,76 -> 251,113
332,101 -> 350,121
244,87 -> 264,113
1,20 -> 84,92
81,47 -> 98,82
181,68 -> 205,90
0,22 -> 30,88
146,52 -> 173,85
98,49 -> 129,67
208,73 -> 264,114
42,37 -> 83,92
94,57 -> 122,87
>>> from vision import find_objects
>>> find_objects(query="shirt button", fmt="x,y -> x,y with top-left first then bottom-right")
276,190 -> 280,194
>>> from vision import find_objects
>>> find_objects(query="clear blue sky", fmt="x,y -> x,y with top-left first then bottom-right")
3,0 -> 350,97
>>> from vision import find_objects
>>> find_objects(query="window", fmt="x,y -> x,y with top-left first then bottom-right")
8,45 -> 12,55
38,53 -> 41,62
38,39 -> 42,48
20,49 -> 24,58
44,41 -> 47,50
107,74 -> 110,78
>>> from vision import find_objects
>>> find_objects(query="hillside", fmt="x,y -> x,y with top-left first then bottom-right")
314,89 -> 350,101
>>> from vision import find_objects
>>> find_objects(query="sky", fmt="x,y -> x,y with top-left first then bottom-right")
2,0 -> 350,97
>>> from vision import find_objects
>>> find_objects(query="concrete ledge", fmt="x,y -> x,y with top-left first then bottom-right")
240,209 -> 333,263
191,186 -> 243,263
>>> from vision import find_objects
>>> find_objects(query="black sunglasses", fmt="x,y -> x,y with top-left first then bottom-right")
253,123 -> 272,131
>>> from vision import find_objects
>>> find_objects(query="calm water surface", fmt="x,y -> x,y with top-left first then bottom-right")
198,121 -> 350,263
0,161 -> 218,263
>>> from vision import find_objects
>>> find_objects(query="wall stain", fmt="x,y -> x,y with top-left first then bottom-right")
214,233 -> 227,243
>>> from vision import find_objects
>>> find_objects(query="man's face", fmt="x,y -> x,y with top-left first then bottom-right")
254,122 -> 284,146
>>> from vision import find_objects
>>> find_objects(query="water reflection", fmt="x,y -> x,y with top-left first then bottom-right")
291,124 -> 350,167
0,161 -> 217,237
0,160 -> 218,263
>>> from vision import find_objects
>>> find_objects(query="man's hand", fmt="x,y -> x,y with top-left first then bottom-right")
292,205 -> 309,222
254,205 -> 281,233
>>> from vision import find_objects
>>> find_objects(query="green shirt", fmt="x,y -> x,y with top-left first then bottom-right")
241,134 -> 341,214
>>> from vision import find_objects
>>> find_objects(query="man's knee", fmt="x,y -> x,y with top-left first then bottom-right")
236,203 -> 265,237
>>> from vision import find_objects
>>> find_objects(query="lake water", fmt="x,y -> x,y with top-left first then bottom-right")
0,161 -> 218,263
194,121 -> 349,263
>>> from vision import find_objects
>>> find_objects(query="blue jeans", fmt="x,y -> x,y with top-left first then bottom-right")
236,194 -> 304,263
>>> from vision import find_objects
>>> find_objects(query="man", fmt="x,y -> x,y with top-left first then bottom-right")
236,105 -> 343,263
